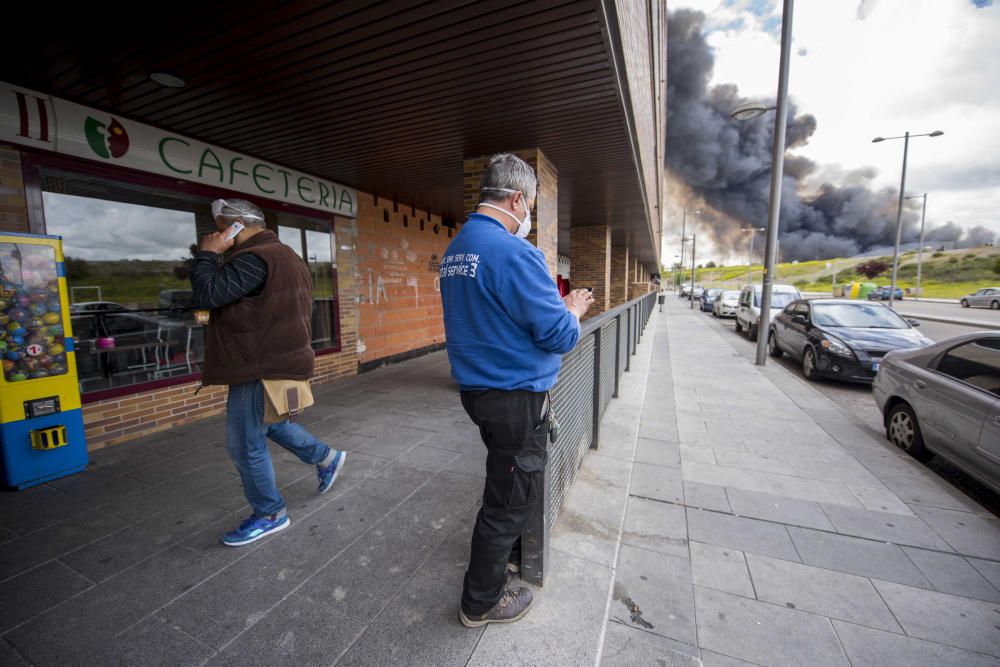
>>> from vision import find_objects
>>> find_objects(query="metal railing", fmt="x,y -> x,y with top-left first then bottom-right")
520,290 -> 658,585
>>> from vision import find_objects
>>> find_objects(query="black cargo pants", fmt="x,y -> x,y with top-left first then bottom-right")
459,389 -> 548,616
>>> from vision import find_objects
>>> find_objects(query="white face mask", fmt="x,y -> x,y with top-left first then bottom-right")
478,188 -> 532,239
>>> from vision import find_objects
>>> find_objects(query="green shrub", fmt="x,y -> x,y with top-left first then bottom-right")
932,251 -> 945,258
993,258 -> 1000,275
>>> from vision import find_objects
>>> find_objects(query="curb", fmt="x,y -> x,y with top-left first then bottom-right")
896,311 -> 1000,330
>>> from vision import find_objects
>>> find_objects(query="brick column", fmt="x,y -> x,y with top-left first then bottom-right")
570,226 -> 611,317
610,245 -> 629,307
0,147 -> 28,233
463,149 -> 558,279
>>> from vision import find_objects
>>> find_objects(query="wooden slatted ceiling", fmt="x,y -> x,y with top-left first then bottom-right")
1,0 -> 657,266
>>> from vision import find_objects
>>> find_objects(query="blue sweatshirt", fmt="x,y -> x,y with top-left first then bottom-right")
440,213 -> 580,392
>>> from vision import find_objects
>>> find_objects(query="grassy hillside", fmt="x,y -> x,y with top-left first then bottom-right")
670,247 -> 1000,299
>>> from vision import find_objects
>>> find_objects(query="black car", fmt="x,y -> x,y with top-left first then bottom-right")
767,299 -> 932,383
867,286 -> 904,301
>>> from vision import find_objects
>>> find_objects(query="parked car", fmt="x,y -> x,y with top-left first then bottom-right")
692,286 -> 705,300
700,288 -> 724,312
867,286 -> 904,301
960,287 -> 1000,310
873,332 -> 1000,494
680,284 -> 693,298
769,299 -> 933,383
713,290 -> 741,318
735,284 -> 802,341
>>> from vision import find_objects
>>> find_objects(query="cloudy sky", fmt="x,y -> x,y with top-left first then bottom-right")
667,0 -> 999,264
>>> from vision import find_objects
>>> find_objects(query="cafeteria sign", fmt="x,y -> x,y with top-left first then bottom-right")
0,81 -> 356,218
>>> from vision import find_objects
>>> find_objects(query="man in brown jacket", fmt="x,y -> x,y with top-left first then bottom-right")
191,198 -> 345,547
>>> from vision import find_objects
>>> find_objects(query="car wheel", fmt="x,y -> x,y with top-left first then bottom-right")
961,299 -> 969,308
886,403 -> 930,461
735,319 -> 743,333
802,347 -> 819,381
992,301 -> 1000,310
749,323 -> 758,341
768,331 -> 783,358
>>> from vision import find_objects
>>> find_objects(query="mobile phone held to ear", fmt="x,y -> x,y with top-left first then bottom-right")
224,221 -> 245,242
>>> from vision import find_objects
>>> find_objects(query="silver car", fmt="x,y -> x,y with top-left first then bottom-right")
873,332 -> 1000,494
960,287 -> 1000,310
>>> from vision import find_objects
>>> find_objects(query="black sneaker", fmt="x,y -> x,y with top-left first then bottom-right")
458,587 -> 534,628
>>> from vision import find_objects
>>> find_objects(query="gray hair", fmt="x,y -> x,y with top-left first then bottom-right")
212,198 -> 266,228
479,153 -> 537,205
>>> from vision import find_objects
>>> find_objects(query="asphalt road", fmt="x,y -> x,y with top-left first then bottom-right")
696,303 -> 1000,516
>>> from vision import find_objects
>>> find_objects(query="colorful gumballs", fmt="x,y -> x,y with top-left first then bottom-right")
30,303 -> 47,317
48,324 -> 64,336
47,299 -> 61,312
29,370 -> 49,379
10,308 -> 29,323
0,341 -> 6,353
37,354 -> 53,368
11,335 -> 25,346
42,312 -> 60,325
0,314 -> 8,327
16,294 -> 31,308
48,343 -> 65,356
21,358 -> 39,372
6,350 -> 25,361
2,359 -> 13,373
8,372 -> 27,381
48,363 -> 66,375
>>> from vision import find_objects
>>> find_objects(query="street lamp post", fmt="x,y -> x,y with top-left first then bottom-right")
687,235 -> 697,309
729,0 -> 795,366
905,193 -> 928,299
872,132 -> 943,307
742,226 -> 765,285
678,208 -> 701,294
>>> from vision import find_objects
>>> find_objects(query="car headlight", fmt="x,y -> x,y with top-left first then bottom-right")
821,336 -> 853,357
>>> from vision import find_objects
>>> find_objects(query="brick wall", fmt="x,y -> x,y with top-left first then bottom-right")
353,194 -> 452,365
571,226 -> 611,317
0,146 -> 28,233
463,149 -> 558,278
611,245 -> 629,307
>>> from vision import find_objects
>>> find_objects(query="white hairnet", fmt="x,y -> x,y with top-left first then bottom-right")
211,198 -> 265,222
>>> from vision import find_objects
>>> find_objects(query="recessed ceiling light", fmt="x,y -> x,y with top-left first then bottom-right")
150,72 -> 185,88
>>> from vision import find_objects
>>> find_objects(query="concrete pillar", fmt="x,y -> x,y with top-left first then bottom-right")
611,245 -> 629,307
570,225 -> 611,317
463,149 -> 558,279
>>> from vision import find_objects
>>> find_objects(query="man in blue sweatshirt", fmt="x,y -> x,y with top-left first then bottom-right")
441,153 -> 593,627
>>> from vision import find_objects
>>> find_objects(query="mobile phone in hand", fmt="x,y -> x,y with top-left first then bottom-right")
223,222 -> 245,242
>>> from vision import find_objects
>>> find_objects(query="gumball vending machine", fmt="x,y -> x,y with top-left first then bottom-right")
0,233 -> 87,489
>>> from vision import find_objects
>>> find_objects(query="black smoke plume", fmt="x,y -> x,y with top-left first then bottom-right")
665,10 -> 993,260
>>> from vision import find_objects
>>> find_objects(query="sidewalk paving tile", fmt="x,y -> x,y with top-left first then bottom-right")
699,649 -> 763,666
679,445 -> 717,466
635,437 -> 681,468
847,485 -> 915,516
600,621 -> 700,667
551,455 -> 631,567
690,541 -> 754,599
612,545 -> 696,645
902,547 -> 1000,602
0,509 -> 127,581
832,619 -> 999,667
683,481 -> 731,513
470,548 -> 611,667
621,490 -> 687,555
744,553 -> 901,632
910,504 -> 1000,560
0,560 -> 92,634
787,526 -> 931,588
714,450 -> 797,476
205,594 -> 366,666
630,463 -> 684,505
726,488 -> 835,531
969,558 -> 1000,592
819,503 -> 954,551
693,585 -> 850,667
99,615 -> 213,667
686,509 -> 799,562
872,579 -> 1000,656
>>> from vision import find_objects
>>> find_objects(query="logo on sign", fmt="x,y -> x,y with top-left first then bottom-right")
85,116 -> 130,159
26,344 -> 44,357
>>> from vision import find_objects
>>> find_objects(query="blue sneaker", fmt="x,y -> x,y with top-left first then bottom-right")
221,514 -> 290,547
317,451 -> 346,494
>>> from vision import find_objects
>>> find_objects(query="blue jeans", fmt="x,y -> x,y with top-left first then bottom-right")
226,380 -> 330,518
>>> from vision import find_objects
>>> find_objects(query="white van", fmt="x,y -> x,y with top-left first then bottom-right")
735,284 -> 802,341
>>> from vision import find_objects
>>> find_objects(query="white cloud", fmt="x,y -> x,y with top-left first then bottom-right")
669,0 -> 1000,263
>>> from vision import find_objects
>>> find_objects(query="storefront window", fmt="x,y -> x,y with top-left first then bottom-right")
35,165 -> 339,398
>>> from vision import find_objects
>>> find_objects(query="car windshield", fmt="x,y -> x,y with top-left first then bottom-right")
754,292 -> 799,308
722,291 -> 740,300
707,289 -> 723,297
811,303 -> 910,329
